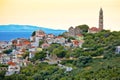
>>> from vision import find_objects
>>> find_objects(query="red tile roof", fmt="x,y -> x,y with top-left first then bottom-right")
12,39 -> 31,46
72,40 -> 79,45
57,36 -> 63,39
7,61 -> 16,66
42,43 -> 50,47
76,34 -> 83,37
31,46 -> 35,48
16,44 -> 22,46
23,41 -> 31,45
89,27 -> 100,31
36,34 -> 45,37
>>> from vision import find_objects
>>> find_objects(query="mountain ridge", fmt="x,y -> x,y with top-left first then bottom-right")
0,24 -> 66,32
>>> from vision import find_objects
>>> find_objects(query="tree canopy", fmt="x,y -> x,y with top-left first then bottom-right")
31,31 -> 36,36
76,24 -> 89,33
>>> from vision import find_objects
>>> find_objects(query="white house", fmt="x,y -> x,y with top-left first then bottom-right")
0,54 -> 10,64
65,43 -> 73,47
41,43 -> 50,49
30,36 -> 35,42
35,36 -> 42,42
47,34 -> 55,38
54,36 -> 66,45
29,47 -> 36,52
29,52 -> 35,59
116,46 -> 120,54
66,67 -> 73,72
6,64 -> 20,76
46,38 -> 54,44
31,42 -> 39,48
0,41 -> 9,49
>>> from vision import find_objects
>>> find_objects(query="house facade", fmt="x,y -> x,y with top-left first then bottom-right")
5,62 -> 20,76
116,46 -> 120,54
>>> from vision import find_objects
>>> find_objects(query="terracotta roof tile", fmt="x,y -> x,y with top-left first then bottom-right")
7,61 -> 16,66
76,34 -> 83,36
89,27 -> 100,31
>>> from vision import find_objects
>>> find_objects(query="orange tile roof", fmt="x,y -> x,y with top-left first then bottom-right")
7,61 -> 16,66
89,27 -> 100,31
42,43 -> 50,47
12,39 -> 31,46
57,36 -> 63,38
23,41 -> 31,45
31,46 -> 35,48
16,44 -> 22,46
72,40 -> 79,45
76,34 -> 83,37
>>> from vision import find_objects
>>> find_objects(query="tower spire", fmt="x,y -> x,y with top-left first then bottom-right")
99,8 -> 103,30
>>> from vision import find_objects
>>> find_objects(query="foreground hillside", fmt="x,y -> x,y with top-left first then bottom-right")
0,30 -> 120,80
1,56 -> 119,80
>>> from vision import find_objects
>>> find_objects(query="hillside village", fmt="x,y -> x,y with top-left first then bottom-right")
0,26 -> 85,75
0,24 -> 120,76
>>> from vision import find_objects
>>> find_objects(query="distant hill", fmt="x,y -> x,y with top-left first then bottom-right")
0,24 -> 66,35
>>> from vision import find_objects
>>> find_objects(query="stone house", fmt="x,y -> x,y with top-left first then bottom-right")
46,38 -> 54,44
68,26 -> 82,37
0,41 -> 9,49
12,38 -> 31,49
72,40 -> 84,48
68,26 -> 75,37
0,54 -> 10,64
41,43 -> 50,49
54,36 -> 66,45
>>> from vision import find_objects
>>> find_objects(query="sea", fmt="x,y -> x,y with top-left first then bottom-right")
0,31 -> 63,41
0,32 -> 32,41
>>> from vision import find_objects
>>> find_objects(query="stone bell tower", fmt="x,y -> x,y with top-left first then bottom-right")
99,8 -> 103,31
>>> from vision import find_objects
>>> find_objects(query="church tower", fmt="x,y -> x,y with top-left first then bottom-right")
99,8 -> 103,30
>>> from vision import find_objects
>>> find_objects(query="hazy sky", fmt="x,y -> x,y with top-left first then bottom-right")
0,0 -> 120,31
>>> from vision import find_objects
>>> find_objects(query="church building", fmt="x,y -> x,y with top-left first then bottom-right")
88,8 -> 104,33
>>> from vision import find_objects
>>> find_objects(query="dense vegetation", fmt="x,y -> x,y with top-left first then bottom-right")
76,24 -> 89,33
3,49 -> 12,54
31,31 -> 36,36
0,30 -> 120,80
